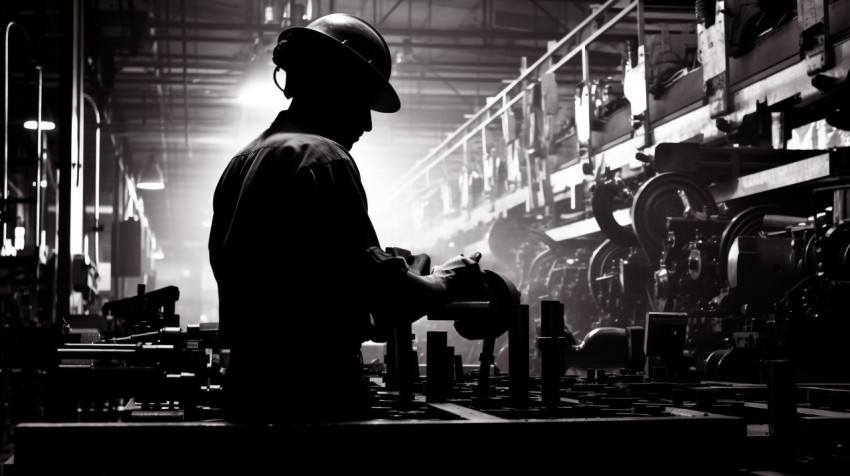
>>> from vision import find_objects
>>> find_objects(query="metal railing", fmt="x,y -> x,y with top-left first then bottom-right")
377,0 -> 638,215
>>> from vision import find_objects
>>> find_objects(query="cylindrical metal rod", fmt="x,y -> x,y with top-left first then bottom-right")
35,66 -> 43,246
540,300 -> 566,337
766,359 -> 798,440
540,300 -> 567,409
4,22 -> 31,248
539,335 -> 566,409
762,214 -> 807,230
509,304 -> 529,408
476,336 -> 496,400
391,322 -> 415,402
426,331 -> 449,402
4,22 -> 11,246
83,93 -> 101,263
181,0 -> 189,148
428,301 -> 490,321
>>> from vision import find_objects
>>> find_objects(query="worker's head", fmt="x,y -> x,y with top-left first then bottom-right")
272,13 -> 400,149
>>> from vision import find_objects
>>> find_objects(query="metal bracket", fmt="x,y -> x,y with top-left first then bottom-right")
575,80 -> 594,175
625,43 -> 649,149
698,1 -> 730,118
797,0 -> 833,75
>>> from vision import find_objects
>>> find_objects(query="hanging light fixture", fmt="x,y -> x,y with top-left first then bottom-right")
23,119 -> 55,130
137,159 -> 165,190
24,99 -> 56,132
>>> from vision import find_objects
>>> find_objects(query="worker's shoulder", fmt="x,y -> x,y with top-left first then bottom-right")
236,131 -> 351,168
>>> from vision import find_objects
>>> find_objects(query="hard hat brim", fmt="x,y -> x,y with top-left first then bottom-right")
278,26 -> 401,113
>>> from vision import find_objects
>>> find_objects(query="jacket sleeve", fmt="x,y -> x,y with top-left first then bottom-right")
359,246 -> 451,342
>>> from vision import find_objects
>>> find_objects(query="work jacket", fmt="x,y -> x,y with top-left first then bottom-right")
209,110 -> 380,423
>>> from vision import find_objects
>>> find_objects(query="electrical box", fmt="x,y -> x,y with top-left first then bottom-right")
114,218 -> 142,277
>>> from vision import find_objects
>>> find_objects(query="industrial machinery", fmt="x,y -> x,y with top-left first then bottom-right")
362,0 -> 850,470
8,1 -> 850,474
44,285 -> 224,423
11,287 -> 850,474
376,0 -> 850,385
1,5 -> 162,460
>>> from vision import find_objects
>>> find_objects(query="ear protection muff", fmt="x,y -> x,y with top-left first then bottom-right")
272,31 -> 289,69
271,33 -> 314,96
272,64 -> 285,95
272,33 -> 290,94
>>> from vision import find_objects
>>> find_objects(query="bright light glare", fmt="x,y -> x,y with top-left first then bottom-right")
24,120 -> 56,131
237,76 -> 291,110
137,182 -> 165,190
152,249 -> 165,260
192,136 -> 235,145
0,239 -> 16,257
14,226 -> 25,251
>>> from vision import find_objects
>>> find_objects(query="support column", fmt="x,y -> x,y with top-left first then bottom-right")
58,0 -> 84,321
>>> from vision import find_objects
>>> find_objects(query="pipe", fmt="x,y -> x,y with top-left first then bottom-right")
4,21 -> 33,250
83,93 -> 101,264
181,0 -> 189,148
35,66 -> 43,247
763,214 -> 807,229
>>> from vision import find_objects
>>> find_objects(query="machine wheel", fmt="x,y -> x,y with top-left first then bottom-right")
488,216 -> 529,265
631,172 -> 718,266
591,179 -> 640,247
587,239 -> 630,312
718,205 -> 781,281
526,248 -> 559,301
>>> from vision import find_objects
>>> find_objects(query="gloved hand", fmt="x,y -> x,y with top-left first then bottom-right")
362,247 -> 487,341
385,247 -> 431,276
428,252 -> 512,341
429,251 -> 486,302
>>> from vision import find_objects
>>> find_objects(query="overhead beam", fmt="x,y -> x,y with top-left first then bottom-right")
130,35 -> 550,54
145,21 -> 565,40
377,0 -> 405,26
118,58 -> 536,71
111,72 -> 521,86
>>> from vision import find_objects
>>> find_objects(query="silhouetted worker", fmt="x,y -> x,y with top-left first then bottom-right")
208,13 -> 484,424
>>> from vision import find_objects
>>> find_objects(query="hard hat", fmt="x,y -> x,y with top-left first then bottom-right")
273,13 -> 401,113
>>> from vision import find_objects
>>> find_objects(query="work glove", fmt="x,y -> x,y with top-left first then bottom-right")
362,246 -> 438,341
362,247 -> 487,341
385,246 -> 431,276
428,252 -> 514,341
429,251 -> 486,303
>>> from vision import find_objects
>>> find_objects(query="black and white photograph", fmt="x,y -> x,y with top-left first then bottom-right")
2,1 -> 850,474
